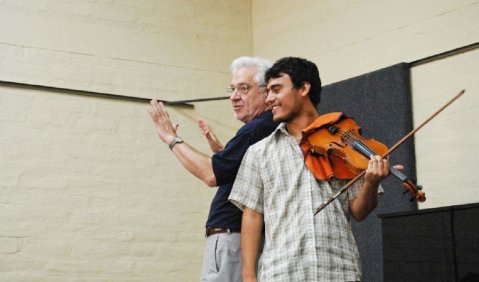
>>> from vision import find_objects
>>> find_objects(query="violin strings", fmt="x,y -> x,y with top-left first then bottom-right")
336,129 -> 377,156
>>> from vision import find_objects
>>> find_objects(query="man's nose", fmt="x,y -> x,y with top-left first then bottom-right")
265,92 -> 274,104
230,89 -> 240,101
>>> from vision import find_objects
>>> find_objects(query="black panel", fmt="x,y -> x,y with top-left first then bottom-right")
382,210 -> 455,281
453,206 -> 479,281
381,203 -> 479,282
319,63 -> 416,282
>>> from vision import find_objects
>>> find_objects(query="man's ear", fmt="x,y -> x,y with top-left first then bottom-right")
299,82 -> 311,98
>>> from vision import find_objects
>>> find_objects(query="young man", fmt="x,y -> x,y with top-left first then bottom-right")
229,57 -> 390,281
148,56 -> 279,282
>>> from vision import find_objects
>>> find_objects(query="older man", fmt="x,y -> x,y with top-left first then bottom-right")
148,56 -> 279,281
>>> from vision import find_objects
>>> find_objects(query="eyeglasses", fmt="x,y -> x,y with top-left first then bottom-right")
226,84 -> 266,95
226,84 -> 250,95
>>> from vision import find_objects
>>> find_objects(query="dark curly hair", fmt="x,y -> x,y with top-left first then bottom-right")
265,57 -> 322,105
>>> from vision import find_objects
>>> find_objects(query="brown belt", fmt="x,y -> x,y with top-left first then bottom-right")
205,227 -> 239,237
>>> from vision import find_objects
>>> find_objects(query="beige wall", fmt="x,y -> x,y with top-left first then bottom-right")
253,0 -> 479,83
412,50 -> 479,208
1,0 -> 478,281
253,0 -> 479,209
1,0 -> 251,281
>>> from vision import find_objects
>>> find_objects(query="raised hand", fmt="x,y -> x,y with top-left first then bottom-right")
148,100 -> 179,144
198,119 -> 224,153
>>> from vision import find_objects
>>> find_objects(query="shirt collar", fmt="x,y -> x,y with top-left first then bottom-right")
274,122 -> 291,136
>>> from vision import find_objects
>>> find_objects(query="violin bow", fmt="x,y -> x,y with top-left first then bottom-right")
314,89 -> 465,216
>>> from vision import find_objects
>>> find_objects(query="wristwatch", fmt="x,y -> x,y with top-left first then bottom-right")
168,136 -> 184,150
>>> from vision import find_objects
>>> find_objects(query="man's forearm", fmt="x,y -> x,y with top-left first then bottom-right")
148,100 -> 217,187
170,141 -> 217,187
241,207 -> 264,281
349,181 -> 379,221
350,155 -> 389,221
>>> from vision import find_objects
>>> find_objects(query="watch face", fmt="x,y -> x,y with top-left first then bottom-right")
169,137 -> 183,149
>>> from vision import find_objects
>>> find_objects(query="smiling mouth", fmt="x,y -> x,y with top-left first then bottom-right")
271,105 -> 282,115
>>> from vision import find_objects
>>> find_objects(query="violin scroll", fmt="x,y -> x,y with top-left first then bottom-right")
403,180 -> 425,202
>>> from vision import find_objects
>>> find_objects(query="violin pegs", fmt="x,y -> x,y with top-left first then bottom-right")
416,192 -> 426,202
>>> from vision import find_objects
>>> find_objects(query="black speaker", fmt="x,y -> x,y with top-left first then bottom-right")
381,203 -> 479,282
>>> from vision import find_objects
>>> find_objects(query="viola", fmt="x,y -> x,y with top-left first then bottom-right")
309,90 -> 465,215
301,113 -> 425,202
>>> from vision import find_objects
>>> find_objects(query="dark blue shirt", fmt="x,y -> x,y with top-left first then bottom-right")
206,110 -> 278,231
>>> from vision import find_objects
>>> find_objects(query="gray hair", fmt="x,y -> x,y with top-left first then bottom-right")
230,56 -> 272,86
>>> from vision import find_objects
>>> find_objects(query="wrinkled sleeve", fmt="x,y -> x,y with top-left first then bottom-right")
228,147 -> 264,214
